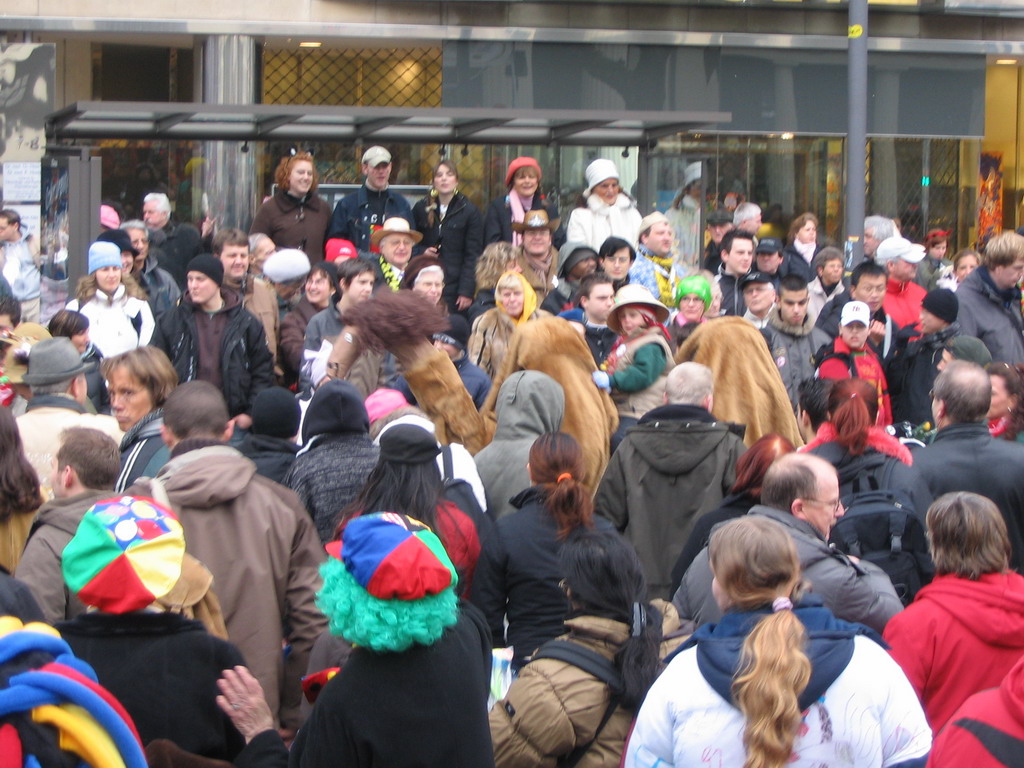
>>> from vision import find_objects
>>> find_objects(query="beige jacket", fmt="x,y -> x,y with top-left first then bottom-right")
238,276 -> 280,368
17,401 -> 123,498
129,445 -> 327,730
490,616 -> 634,768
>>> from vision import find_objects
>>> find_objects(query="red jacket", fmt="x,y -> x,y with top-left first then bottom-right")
928,652 -> 1024,767
817,336 -> 893,426
884,277 -> 926,331
885,572 -> 1024,733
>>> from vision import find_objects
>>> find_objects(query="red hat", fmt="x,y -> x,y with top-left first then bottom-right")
326,238 -> 358,262
505,157 -> 542,187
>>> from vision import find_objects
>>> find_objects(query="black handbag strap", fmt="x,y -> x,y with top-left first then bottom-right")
531,640 -> 624,768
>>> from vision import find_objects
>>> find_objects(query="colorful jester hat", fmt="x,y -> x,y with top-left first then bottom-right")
62,496 -> 185,614
325,512 -> 456,600
319,513 -> 459,652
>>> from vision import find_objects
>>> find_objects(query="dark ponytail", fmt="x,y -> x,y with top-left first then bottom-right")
560,530 -> 662,710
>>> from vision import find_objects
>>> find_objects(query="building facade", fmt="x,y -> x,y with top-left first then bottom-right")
3,0 -> 1024,256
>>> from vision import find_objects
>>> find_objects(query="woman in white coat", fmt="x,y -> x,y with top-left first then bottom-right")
625,513 -> 930,768
66,240 -> 154,358
567,159 -> 642,251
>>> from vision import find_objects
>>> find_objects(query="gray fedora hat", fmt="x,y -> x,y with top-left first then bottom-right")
23,337 -> 86,386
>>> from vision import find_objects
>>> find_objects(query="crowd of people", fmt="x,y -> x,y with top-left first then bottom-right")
1,146 -> 1024,766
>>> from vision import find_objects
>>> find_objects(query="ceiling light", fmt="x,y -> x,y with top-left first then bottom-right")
299,41 -> 323,48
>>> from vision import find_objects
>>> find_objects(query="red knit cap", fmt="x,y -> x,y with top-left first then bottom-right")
505,156 -> 542,187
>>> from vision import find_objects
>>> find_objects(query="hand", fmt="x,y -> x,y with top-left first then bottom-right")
201,216 -> 218,239
422,247 -> 440,259
217,666 -> 275,743
592,370 -> 611,392
868,319 -> 886,345
455,295 -> 473,311
230,413 -> 253,431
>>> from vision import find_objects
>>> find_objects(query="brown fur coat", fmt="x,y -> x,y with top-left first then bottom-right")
403,317 -> 618,493
676,316 -> 803,447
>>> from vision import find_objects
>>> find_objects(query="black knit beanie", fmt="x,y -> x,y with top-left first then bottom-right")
187,254 -> 224,286
251,387 -> 301,439
921,288 -> 959,326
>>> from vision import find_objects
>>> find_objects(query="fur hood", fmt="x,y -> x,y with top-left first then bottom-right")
803,422 -> 913,465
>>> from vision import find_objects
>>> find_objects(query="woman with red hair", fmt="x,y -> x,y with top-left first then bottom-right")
669,433 -> 794,593
483,156 -> 566,248
804,378 -> 932,513
918,228 -> 952,292
250,151 -> 331,261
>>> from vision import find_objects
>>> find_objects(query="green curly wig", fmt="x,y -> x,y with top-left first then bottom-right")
317,558 -> 459,652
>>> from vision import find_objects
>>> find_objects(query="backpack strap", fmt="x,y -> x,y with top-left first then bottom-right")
531,640 -> 624,768
441,444 -> 454,483
889,504 -> 909,556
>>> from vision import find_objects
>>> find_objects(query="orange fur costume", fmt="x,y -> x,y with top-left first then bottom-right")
676,316 -> 803,447
402,317 -> 618,493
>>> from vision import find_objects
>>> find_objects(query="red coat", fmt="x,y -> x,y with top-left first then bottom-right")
885,572 -> 1024,733
928,652 -> 1024,767
817,336 -> 893,426
884,278 -> 926,331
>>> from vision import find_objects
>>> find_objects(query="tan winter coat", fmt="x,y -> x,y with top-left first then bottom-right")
402,317 -> 618,494
676,316 -> 803,447
489,616 -> 634,768
237,276 -> 280,371
128,445 -> 327,731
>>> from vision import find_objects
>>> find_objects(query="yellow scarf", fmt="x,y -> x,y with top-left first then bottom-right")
496,271 -> 538,327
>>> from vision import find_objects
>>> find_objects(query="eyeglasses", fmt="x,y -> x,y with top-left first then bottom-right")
804,497 -> 844,514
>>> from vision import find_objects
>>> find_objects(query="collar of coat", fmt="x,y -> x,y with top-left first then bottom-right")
803,423 -> 912,465
767,305 -> 813,337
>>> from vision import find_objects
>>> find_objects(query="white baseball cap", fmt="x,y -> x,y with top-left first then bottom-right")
840,300 -> 871,327
875,236 -> 925,265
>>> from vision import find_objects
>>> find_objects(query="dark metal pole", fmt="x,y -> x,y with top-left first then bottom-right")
846,0 -> 868,268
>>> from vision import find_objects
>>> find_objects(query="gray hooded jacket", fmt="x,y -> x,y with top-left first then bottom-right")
474,371 -> 565,519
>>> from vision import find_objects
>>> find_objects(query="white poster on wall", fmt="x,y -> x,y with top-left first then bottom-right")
2,161 -> 41,202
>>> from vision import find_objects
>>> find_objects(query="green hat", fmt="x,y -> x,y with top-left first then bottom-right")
674,274 -> 712,311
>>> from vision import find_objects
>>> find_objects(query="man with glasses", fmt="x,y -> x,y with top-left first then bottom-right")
956,230 -> 1024,365
673,452 -> 902,633
120,220 -> 180,317
816,260 -> 901,358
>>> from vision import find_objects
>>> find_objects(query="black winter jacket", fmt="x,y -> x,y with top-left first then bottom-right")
913,423 -> 1024,568
59,612 -> 246,761
470,486 -> 613,665
237,433 -> 300,485
412,192 -> 484,308
886,322 -> 960,425
151,290 -> 275,418
483,194 -> 566,249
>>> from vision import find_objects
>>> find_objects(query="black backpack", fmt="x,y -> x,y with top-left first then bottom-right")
829,452 -> 934,605
529,639 -> 623,768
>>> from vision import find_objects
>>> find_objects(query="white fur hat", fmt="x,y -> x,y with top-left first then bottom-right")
682,161 -> 702,189
585,158 -> 620,193
262,248 -> 311,283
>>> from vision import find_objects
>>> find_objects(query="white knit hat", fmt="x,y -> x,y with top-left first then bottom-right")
585,158 -> 620,193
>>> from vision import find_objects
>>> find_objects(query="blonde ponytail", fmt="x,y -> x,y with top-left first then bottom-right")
732,609 -> 811,768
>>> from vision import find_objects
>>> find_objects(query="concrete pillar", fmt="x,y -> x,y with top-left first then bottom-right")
201,35 -> 258,231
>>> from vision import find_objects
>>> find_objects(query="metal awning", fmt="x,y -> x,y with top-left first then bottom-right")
47,101 -> 730,146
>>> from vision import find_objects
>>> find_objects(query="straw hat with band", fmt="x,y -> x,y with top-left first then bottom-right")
370,217 -> 423,250
607,284 -> 670,335
0,323 -> 51,385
